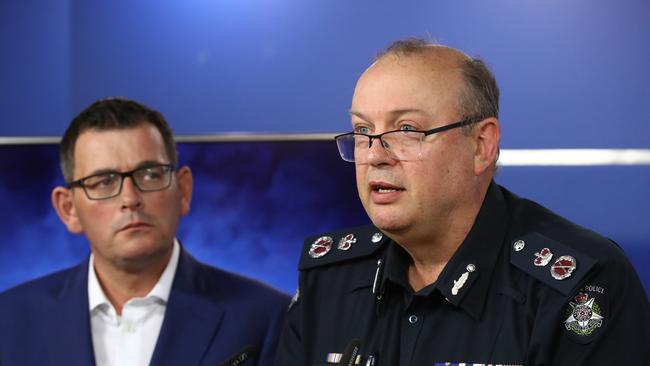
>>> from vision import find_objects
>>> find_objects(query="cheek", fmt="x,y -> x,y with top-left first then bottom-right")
152,193 -> 182,225
75,204 -> 112,237
407,166 -> 435,195
404,160 -> 451,201
355,165 -> 368,196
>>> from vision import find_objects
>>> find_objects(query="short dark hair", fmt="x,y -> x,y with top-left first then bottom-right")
59,97 -> 177,183
376,38 -> 500,126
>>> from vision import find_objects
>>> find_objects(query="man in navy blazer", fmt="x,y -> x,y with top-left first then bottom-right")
0,98 -> 289,366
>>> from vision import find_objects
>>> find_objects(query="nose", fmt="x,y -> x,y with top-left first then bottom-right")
120,176 -> 143,210
364,136 -> 395,166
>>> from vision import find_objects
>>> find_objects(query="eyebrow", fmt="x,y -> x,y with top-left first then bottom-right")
81,160 -> 170,179
349,108 -> 431,122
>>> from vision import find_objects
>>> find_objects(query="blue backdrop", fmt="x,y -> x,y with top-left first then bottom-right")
2,0 -> 650,148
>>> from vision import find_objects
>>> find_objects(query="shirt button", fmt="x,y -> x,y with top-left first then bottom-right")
408,315 -> 418,324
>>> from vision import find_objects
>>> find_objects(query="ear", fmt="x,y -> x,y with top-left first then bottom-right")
473,117 -> 500,176
51,186 -> 83,234
176,166 -> 193,216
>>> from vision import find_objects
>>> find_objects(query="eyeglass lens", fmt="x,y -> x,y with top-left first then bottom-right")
81,165 -> 173,199
338,131 -> 423,163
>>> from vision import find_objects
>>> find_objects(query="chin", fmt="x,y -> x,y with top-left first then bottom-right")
368,210 -> 411,233
120,238 -> 168,257
116,246 -> 170,269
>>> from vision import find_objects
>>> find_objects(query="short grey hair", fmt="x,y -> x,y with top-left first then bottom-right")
376,38 -> 500,131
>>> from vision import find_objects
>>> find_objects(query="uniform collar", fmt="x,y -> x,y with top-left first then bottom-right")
377,181 -> 509,320
436,181 -> 509,319
382,241 -> 410,290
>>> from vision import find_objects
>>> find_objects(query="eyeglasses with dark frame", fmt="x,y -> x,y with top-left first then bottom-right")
334,118 -> 477,163
67,164 -> 176,200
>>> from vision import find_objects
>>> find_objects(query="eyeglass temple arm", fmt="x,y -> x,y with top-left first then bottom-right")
423,118 -> 473,136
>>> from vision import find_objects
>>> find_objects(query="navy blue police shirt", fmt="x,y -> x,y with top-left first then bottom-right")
276,182 -> 650,365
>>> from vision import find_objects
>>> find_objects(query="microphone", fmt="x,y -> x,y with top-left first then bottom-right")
339,338 -> 362,366
218,344 -> 257,366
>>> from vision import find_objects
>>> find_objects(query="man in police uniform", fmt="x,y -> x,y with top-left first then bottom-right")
276,39 -> 650,365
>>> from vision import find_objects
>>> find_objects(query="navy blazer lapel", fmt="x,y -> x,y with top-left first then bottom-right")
48,259 -> 96,365
150,249 -> 224,366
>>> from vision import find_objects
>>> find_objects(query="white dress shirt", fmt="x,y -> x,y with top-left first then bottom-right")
88,240 -> 180,366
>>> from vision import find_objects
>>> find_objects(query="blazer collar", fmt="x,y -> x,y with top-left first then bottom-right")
149,246 -> 224,366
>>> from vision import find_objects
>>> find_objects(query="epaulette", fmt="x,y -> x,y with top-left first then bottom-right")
510,232 -> 598,295
299,225 -> 387,270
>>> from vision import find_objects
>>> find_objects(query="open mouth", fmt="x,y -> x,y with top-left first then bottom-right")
369,181 -> 405,193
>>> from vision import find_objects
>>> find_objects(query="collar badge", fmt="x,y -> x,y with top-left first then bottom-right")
451,264 -> 476,295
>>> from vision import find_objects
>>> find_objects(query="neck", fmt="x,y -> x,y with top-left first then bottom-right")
92,248 -> 172,315
391,182 -> 489,292
401,216 -> 473,291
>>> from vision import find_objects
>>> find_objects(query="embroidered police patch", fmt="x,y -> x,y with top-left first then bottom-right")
563,284 -> 608,343
564,292 -> 604,335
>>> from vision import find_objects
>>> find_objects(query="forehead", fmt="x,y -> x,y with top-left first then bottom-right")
72,124 -> 169,177
351,52 -> 465,121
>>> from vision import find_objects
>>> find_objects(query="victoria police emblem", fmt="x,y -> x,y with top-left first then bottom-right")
564,292 -> 604,336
